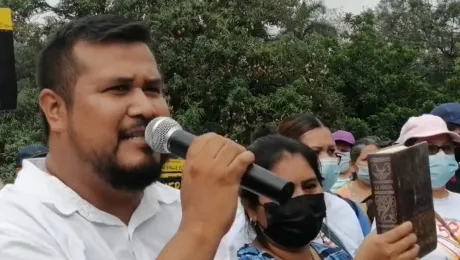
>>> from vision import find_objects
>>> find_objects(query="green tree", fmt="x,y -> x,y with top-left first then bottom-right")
0,0 -> 47,181
2,0 -> 460,184
0,0 -> 343,182
375,0 -> 460,87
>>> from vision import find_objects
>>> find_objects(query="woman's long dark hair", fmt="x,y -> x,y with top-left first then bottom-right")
278,114 -> 324,139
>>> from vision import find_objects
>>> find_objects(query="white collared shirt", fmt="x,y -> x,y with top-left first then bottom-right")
0,158 -> 237,259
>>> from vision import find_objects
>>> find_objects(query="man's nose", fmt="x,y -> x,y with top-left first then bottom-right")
127,88 -> 158,120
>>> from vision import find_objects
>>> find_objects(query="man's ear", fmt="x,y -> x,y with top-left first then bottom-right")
39,89 -> 68,134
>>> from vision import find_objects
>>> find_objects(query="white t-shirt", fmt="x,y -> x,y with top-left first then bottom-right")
0,159 -> 239,260
371,191 -> 460,259
230,192 -> 364,256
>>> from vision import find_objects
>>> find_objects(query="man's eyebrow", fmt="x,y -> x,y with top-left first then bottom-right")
106,76 -> 134,85
104,77 -> 164,87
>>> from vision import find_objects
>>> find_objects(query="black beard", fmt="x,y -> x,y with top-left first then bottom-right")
68,115 -> 171,191
93,151 -> 169,192
69,133 -> 169,192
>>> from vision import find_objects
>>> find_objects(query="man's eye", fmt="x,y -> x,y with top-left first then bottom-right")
108,85 -> 130,92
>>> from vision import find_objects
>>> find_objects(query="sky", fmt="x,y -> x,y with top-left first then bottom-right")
324,0 -> 379,13
44,0 -> 380,14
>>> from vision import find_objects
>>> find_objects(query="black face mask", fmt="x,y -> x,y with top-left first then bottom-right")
259,193 -> 326,250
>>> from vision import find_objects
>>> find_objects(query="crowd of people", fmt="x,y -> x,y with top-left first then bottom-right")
0,14 -> 459,260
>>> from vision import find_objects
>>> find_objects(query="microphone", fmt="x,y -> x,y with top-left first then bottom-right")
145,117 -> 295,204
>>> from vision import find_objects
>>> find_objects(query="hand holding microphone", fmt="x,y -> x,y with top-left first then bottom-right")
179,133 -> 255,237
144,117 -> 294,237
145,117 -> 295,204
145,117 -> 294,250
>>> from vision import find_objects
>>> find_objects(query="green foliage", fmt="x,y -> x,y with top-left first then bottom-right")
1,0 -> 460,183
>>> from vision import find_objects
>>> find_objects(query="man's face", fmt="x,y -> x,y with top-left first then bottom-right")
67,41 -> 170,191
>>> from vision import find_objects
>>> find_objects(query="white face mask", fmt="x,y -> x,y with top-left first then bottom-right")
319,158 -> 340,191
429,152 -> 458,189
356,166 -> 370,184
330,177 -> 351,193
338,152 -> 351,173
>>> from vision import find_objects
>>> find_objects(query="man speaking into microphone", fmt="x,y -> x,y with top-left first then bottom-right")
0,14 -> 253,259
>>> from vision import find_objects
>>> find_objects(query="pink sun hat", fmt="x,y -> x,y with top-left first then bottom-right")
332,130 -> 355,145
395,114 -> 460,145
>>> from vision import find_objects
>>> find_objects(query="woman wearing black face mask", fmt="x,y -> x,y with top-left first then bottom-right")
238,134 -> 351,259
237,134 -> 420,260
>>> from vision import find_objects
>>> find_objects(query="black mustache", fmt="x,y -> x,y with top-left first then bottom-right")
119,119 -> 150,139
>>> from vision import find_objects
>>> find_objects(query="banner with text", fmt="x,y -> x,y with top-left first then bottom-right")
159,159 -> 184,189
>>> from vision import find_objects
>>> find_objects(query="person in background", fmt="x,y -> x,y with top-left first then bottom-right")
15,144 -> 49,173
431,102 -> 460,193
238,134 -> 419,260
365,136 -> 393,149
277,115 -> 368,254
0,144 -> 48,191
336,137 -> 384,223
389,114 -> 460,260
431,103 -> 460,134
331,130 -> 355,193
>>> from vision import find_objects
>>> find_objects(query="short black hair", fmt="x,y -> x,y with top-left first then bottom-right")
36,14 -> 151,139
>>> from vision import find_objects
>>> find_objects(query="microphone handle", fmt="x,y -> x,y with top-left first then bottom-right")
168,130 -> 294,204
241,164 -> 294,204
168,130 -> 195,158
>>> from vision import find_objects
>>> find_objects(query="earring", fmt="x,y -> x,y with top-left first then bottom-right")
250,218 -> 257,227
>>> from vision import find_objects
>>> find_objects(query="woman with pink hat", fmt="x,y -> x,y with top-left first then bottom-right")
331,130 -> 356,193
391,114 -> 460,259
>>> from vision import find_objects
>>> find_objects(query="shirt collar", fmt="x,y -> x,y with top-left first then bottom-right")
14,158 -> 180,225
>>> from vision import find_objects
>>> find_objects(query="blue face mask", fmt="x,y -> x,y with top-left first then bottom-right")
320,158 -> 340,191
357,166 -> 370,184
429,153 -> 458,189
330,177 -> 351,193
338,152 -> 351,173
